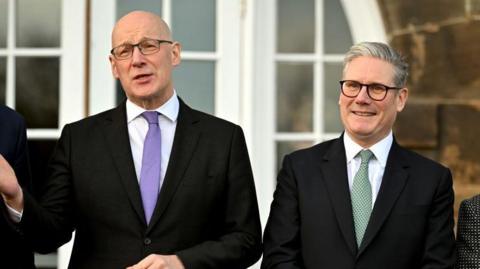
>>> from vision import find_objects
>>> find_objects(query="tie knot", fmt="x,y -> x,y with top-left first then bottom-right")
142,111 -> 158,124
358,149 -> 373,163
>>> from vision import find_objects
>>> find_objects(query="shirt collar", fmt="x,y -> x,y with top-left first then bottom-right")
343,131 -> 393,168
126,90 -> 179,123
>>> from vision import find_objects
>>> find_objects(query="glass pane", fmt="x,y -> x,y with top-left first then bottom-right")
16,57 -> 59,128
28,139 -> 57,197
173,61 -> 215,114
324,0 -> 353,54
29,139 -> 58,268
35,252 -> 58,269
276,140 -> 313,172
277,0 -> 315,53
276,63 -> 313,132
116,0 -> 162,18
324,63 -> 343,132
0,57 -> 5,104
172,0 -> 215,51
0,0 -> 7,48
16,0 -> 61,47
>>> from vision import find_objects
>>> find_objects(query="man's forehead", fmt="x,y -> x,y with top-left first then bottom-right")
112,14 -> 169,45
112,25 -> 163,46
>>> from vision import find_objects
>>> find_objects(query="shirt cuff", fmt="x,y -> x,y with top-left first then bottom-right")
6,203 -> 23,223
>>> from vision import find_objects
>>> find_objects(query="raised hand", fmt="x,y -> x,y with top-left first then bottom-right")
0,154 -> 23,211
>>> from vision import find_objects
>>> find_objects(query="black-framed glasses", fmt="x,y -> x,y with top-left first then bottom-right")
110,38 -> 173,60
339,80 -> 402,101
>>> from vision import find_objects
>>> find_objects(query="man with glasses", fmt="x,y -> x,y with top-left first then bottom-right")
262,42 -> 456,269
0,10 -> 261,269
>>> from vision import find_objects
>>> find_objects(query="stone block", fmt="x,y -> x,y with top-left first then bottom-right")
389,21 -> 480,99
378,0 -> 465,32
439,103 -> 480,184
394,102 -> 438,149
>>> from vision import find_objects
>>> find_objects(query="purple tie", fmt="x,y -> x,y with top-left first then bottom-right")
140,111 -> 161,224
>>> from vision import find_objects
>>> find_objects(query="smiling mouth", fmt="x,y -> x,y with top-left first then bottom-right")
353,111 -> 375,116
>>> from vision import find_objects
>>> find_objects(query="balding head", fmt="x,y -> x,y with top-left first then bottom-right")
108,10 -> 181,110
112,11 -> 172,47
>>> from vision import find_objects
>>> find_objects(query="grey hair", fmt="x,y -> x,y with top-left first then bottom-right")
343,42 -> 408,87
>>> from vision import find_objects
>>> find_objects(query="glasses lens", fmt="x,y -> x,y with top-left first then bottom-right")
367,84 -> 387,100
342,80 -> 360,97
139,39 -> 160,54
114,44 -> 133,59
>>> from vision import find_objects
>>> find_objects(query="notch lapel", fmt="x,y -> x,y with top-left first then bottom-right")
357,141 -> 409,256
147,100 -> 200,232
320,137 -> 357,256
101,103 -> 146,224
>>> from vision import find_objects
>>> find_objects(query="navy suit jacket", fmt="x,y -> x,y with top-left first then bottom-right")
20,99 -> 262,269
262,135 -> 456,269
0,105 -> 34,269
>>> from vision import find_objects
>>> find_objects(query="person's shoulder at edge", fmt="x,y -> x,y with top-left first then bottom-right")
0,105 -> 24,122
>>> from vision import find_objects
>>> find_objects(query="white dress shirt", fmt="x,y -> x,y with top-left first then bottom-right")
343,131 -> 393,207
126,92 -> 179,189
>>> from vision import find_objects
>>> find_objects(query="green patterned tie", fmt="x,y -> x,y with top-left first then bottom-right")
351,149 -> 374,248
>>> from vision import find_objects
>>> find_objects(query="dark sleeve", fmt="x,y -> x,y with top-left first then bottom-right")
455,196 -> 480,269
0,112 -> 32,240
20,125 -> 74,254
12,114 -> 32,192
422,168 -> 456,269
261,154 -> 303,269
176,126 -> 262,269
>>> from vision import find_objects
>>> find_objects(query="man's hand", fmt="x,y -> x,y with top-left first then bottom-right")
0,154 -> 23,211
126,254 -> 185,269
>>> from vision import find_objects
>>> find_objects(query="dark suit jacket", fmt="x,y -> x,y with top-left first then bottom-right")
0,105 -> 35,269
455,195 -> 480,269
262,136 -> 456,269
20,99 -> 262,269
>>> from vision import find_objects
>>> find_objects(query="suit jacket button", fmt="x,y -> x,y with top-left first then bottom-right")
144,238 -> 152,245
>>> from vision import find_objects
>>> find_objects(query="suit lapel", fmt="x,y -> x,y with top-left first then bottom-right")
101,103 -> 146,224
147,100 -> 200,232
320,137 -> 357,256
357,140 -> 409,256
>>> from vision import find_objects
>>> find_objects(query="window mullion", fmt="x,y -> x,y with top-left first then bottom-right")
6,0 -> 15,108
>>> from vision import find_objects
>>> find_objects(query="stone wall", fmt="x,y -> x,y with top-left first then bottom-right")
377,0 -> 480,216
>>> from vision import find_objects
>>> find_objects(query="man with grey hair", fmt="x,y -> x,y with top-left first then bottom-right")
262,42 -> 456,269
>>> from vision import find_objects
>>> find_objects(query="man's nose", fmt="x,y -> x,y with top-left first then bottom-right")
355,85 -> 371,102
131,46 -> 146,65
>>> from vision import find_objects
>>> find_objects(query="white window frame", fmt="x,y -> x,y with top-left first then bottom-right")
0,0 -> 86,139
1,1 -> 86,269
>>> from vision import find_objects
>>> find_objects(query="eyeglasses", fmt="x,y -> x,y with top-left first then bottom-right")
110,38 -> 173,60
339,80 -> 402,101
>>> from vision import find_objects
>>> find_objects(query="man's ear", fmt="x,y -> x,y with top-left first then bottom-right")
109,55 -> 120,79
396,87 -> 408,112
171,42 -> 182,67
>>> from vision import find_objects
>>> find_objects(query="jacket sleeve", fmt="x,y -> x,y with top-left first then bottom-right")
421,168 -> 456,269
20,125 -> 74,254
261,154 -> 303,269
176,126 -> 262,269
455,196 -> 480,269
